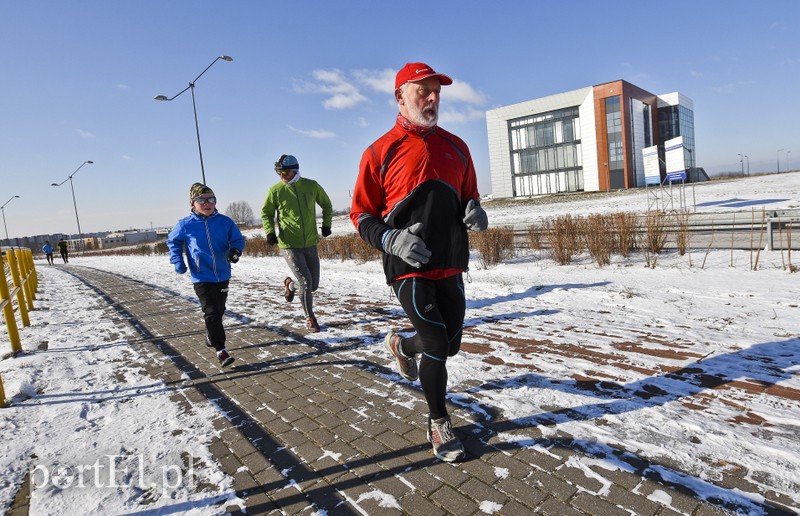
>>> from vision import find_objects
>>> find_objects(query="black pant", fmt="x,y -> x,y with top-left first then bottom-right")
392,274 -> 465,421
60,251 -> 68,263
193,280 -> 229,351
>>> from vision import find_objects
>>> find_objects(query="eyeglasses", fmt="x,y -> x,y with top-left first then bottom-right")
276,169 -> 294,176
193,196 -> 217,205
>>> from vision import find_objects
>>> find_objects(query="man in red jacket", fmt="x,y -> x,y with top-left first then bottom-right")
350,62 -> 488,462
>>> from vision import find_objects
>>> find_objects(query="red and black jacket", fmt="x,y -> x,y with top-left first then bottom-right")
351,115 -> 480,283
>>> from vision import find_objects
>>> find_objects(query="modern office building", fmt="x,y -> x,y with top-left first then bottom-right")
486,79 -> 696,199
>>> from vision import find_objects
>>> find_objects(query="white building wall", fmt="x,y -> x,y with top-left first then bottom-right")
629,98 -> 647,187
578,92 -> 599,192
486,87 -> 593,198
657,92 -> 693,111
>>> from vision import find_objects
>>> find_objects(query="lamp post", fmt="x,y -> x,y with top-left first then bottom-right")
787,150 -> 792,171
51,160 -> 94,252
777,148 -> 784,173
738,153 -> 744,176
1,195 -> 20,242
154,55 -> 233,185
744,155 -> 750,176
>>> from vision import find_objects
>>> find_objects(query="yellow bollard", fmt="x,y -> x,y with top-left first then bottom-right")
0,251 -> 22,354
15,248 -> 35,310
19,248 -> 37,297
4,249 -> 30,328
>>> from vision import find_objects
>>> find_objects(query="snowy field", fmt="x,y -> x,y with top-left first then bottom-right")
1,171 -> 799,514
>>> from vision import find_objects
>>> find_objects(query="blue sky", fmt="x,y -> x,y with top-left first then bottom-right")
1,1 -> 798,238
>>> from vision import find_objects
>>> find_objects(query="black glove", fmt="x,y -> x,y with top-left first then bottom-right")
266,232 -> 278,246
321,226 -> 332,237
226,248 -> 241,263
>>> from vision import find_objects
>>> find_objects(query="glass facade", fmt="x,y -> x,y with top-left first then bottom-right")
605,96 -> 625,189
659,104 -> 695,168
508,107 -> 583,196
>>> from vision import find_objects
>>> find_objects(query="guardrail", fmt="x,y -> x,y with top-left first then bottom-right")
508,208 -> 800,251
1,246 -> 38,408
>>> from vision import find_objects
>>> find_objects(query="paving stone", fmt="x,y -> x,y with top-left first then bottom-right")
429,483 -> 479,515
49,266 -> 796,516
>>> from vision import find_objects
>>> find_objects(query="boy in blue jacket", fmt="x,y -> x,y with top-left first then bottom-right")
167,183 -> 245,367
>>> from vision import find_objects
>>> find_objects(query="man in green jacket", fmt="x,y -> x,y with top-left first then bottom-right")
261,154 -> 333,332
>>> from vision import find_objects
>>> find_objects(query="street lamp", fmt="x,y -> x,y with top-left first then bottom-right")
154,55 -> 233,185
744,155 -> 750,176
738,153 -> 744,176
51,160 -> 94,252
777,148 -> 784,173
787,150 -> 792,171
1,195 -> 20,242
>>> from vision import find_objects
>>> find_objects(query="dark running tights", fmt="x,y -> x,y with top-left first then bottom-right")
392,274 -> 465,421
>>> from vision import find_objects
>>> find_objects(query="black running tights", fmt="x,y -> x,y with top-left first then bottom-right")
392,274 -> 465,421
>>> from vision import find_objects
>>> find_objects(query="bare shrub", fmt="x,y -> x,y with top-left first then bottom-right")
470,226 -> 515,268
674,210 -> 690,256
545,214 -> 580,265
583,214 -> 613,266
319,234 -> 381,263
245,234 -> 280,257
641,210 -> 668,268
154,242 -> 168,255
527,224 -> 542,250
613,212 -> 637,257
645,210 -> 668,254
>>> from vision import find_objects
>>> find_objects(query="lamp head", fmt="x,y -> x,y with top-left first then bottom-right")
51,183 -> 58,187
14,195 -> 19,198
86,160 -> 94,164
221,55 -> 233,62
154,95 -> 169,101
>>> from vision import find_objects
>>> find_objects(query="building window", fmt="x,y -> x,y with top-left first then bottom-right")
605,96 -> 625,189
507,106 -> 582,196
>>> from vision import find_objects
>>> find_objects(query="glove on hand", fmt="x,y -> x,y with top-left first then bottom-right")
463,199 -> 488,231
321,226 -> 332,237
266,232 -> 278,246
174,262 -> 187,274
226,248 -> 241,263
381,222 -> 431,268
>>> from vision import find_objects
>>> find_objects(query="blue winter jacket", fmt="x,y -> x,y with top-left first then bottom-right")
42,243 -> 54,254
167,210 -> 246,283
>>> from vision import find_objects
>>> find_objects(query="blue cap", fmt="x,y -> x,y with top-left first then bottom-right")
275,154 -> 299,171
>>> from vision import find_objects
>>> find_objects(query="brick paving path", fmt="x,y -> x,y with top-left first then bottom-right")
13,265 -> 794,515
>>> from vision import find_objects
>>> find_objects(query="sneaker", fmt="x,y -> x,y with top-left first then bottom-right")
306,317 -> 320,333
283,277 -> 295,303
217,349 -> 235,367
384,330 -> 418,382
427,416 -> 465,462
205,334 -> 214,348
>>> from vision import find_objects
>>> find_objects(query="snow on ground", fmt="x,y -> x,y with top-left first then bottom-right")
1,172 -> 799,514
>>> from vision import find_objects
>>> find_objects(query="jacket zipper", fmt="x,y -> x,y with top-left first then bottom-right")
203,217 -> 219,281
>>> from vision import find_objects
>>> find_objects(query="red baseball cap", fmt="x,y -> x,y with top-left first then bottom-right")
394,62 -> 453,90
